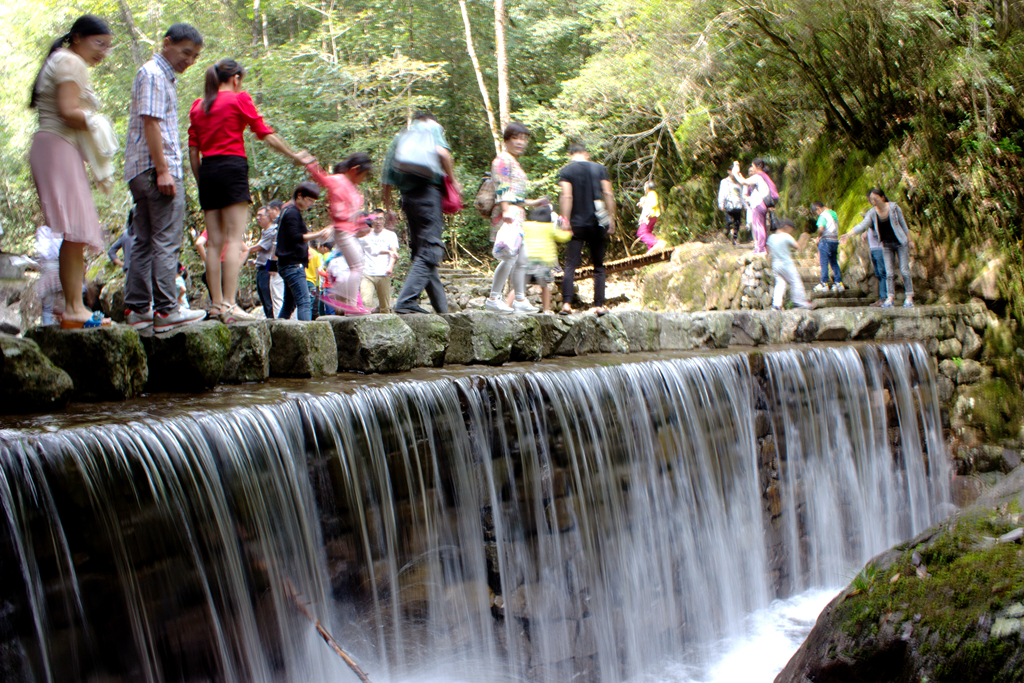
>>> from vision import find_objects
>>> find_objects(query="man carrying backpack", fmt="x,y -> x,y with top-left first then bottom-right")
557,143 -> 616,316
383,111 -> 462,314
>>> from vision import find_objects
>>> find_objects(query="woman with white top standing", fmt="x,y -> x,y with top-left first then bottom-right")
731,158 -> 777,255
28,15 -> 114,328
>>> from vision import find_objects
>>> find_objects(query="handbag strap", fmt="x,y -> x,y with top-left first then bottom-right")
586,161 -> 604,200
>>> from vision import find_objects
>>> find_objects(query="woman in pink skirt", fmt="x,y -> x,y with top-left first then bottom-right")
29,15 -> 113,327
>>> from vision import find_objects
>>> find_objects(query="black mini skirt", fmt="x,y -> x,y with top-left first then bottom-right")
198,155 -> 250,211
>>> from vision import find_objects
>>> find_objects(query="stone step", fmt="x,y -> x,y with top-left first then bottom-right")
810,297 -> 878,308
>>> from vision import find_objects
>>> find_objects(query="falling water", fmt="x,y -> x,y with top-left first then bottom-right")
0,343 -> 951,683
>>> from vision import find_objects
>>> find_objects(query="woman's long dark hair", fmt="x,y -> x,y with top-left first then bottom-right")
202,59 -> 245,114
30,15 -> 110,108
333,152 -> 373,175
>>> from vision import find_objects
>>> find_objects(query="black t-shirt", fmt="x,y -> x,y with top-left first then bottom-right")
275,205 -> 309,267
559,160 -> 609,231
876,214 -> 897,245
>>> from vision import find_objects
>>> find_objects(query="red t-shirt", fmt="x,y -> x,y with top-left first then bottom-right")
187,90 -> 275,158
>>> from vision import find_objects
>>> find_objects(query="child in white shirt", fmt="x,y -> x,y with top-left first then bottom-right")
767,218 -> 813,310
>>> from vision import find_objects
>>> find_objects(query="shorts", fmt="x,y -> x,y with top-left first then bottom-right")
525,261 -> 554,285
198,155 -> 250,211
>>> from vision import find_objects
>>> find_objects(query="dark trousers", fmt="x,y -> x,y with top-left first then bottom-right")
395,183 -> 448,313
724,209 -> 744,239
562,229 -> 607,306
255,267 -> 273,319
278,263 -> 311,321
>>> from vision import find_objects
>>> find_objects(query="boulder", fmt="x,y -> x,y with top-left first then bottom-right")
221,321 -> 271,384
510,316 -> 543,362
692,312 -> 733,348
813,310 -> 854,342
325,315 -> 417,373
593,314 -> 630,354
402,314 -> 449,368
26,325 -> 147,401
851,312 -> 883,340
142,321 -> 231,391
968,257 -> 1003,301
961,325 -> 983,360
0,334 -> 73,413
730,312 -> 764,346
892,315 -> 940,342
615,311 -> 661,352
957,359 -> 985,385
268,320 -> 338,378
442,311 -> 516,365
937,337 -> 962,359
554,315 -> 599,356
535,315 -> 573,357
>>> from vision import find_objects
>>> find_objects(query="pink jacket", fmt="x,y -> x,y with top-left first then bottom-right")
307,163 -> 364,234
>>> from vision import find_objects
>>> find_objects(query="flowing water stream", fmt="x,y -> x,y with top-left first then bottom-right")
0,343 -> 951,683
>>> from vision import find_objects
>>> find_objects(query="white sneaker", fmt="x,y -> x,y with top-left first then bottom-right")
484,297 -> 514,315
512,298 -> 539,314
832,283 -> 845,293
813,283 -> 829,294
154,305 -> 207,333
125,308 -> 154,330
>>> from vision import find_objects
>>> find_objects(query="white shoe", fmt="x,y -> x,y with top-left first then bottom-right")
813,283 -> 829,294
832,283 -> 845,293
484,297 -> 514,315
125,308 -> 154,330
512,298 -> 539,314
154,305 -> 207,333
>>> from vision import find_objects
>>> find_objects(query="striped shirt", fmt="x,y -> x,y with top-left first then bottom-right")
124,54 -> 181,181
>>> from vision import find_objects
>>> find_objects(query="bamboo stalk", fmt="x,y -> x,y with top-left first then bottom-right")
284,579 -> 372,683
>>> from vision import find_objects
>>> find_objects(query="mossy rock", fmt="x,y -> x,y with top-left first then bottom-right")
26,324 -> 148,401
142,320 -> 231,391
325,314 -> 416,374
0,333 -> 73,413
403,314 -> 449,368
959,379 -> 1024,442
777,467 -> 1024,683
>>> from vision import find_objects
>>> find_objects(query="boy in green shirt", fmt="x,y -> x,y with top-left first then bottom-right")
811,201 -> 844,294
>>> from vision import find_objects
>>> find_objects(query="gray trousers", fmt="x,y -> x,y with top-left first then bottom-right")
882,242 -> 913,300
125,172 -> 185,314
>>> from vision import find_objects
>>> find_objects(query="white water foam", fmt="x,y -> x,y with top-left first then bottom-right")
655,586 -> 840,683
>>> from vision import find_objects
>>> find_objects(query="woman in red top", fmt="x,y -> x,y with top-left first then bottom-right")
188,58 -> 307,323
304,152 -> 374,315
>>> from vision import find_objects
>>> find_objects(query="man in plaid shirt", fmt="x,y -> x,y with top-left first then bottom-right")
123,23 -> 208,333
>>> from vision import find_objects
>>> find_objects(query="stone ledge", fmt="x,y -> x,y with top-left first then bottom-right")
4,304 -> 998,408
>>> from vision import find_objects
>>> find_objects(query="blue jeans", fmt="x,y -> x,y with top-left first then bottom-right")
255,267 -> 273,319
870,248 -> 887,300
818,239 -> 841,285
278,263 -> 311,321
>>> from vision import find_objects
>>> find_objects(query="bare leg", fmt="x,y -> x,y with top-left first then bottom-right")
541,285 -> 551,312
58,241 -> 90,322
219,203 -> 249,308
204,209 -> 226,312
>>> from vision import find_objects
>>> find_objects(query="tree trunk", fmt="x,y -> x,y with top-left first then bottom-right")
116,0 -> 144,66
458,0 -> 500,152
494,0 -> 510,130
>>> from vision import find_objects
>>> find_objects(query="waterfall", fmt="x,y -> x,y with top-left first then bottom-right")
0,343 -> 951,683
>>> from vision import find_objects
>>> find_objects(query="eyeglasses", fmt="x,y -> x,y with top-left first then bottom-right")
89,37 -> 114,52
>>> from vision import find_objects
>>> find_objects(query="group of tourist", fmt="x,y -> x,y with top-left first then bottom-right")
716,160 -> 915,310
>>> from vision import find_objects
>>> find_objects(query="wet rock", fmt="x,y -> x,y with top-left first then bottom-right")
221,321 -> 271,383
536,314 -> 572,357
510,316 -> 543,362
98,278 -> 126,323
851,313 -> 882,340
616,311 -> 661,352
730,312 -> 764,346
935,375 -> 955,404
937,338 -> 962,359
325,315 -> 416,373
442,311 -> 516,365
938,359 -> 959,381
26,325 -> 147,401
142,320 -> 230,391
892,315 -> 940,342
268,320 -> 338,378
0,333 -> 73,413
403,314 -> 449,367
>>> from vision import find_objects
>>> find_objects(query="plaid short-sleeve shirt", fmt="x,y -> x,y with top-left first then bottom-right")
124,54 -> 181,181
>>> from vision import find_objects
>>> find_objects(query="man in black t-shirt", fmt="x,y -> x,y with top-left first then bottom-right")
276,182 -> 329,320
558,143 -> 617,315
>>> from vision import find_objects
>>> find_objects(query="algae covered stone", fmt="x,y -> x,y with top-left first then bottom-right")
0,333 -> 73,413
325,314 -> 417,373
616,310 -> 661,352
26,324 -> 147,401
442,311 -> 516,365
221,321 -> 271,383
142,320 -> 231,391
